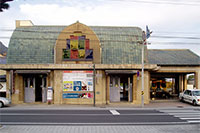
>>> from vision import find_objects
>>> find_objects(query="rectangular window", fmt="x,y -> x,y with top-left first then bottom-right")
24,78 -> 28,88
78,50 -> 85,59
85,49 -> 93,60
71,50 -> 79,59
30,77 -> 34,88
66,39 -> 70,49
63,49 -> 70,59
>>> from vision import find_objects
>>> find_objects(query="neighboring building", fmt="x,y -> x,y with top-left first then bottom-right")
0,41 -> 7,97
0,20 -> 200,105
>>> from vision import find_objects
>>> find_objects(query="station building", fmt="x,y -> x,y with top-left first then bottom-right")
0,20 -> 200,105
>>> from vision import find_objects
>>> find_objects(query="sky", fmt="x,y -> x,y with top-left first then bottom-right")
0,0 -> 200,56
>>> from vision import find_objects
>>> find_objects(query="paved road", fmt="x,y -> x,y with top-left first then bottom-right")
158,108 -> 200,124
1,108 -> 199,125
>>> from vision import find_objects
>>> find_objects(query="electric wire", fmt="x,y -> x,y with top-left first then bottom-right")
108,0 -> 200,6
1,29 -> 200,40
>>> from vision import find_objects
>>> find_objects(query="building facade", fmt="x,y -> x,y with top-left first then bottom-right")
0,42 -> 7,97
0,20 -> 200,105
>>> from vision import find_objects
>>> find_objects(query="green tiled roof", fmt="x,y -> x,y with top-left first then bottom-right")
90,26 -> 144,64
148,49 -> 200,65
7,26 -> 65,64
7,25 -> 144,64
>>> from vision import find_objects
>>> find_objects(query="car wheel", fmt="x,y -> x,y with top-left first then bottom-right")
193,100 -> 197,106
180,97 -> 184,102
0,102 -> 3,108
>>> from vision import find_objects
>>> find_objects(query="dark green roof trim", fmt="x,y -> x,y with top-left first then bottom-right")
148,49 -> 200,65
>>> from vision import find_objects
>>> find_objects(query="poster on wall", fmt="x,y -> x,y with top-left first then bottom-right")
63,71 -> 93,92
63,93 -> 93,99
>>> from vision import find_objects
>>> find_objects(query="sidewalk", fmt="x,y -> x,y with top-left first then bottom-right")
3,99 -> 197,110
1,124 -> 200,133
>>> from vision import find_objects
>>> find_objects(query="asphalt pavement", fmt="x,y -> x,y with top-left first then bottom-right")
0,100 -> 200,133
0,109 -> 184,125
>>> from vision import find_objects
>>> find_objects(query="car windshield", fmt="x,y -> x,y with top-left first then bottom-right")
193,91 -> 200,96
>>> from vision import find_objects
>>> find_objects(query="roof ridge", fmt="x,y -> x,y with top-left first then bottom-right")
17,25 -> 142,29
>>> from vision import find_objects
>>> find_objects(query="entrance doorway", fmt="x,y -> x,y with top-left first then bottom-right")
35,75 -> 42,102
110,75 -> 133,102
150,73 -> 186,100
24,75 -> 47,103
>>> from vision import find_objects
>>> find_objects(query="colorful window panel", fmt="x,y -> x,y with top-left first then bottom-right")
63,49 -> 70,59
85,39 -> 90,50
86,49 -> 93,59
66,39 -> 70,49
71,50 -> 78,59
70,40 -> 78,50
63,33 -> 93,60
78,50 -> 85,59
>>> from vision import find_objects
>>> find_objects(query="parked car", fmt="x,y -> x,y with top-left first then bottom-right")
0,97 -> 10,108
179,89 -> 200,106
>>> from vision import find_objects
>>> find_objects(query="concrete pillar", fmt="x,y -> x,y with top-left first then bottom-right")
144,71 -> 150,104
53,70 -> 62,104
134,71 -> 150,105
132,74 -> 137,103
179,74 -> 184,92
106,75 -> 110,104
135,73 -> 142,105
183,74 -> 187,90
175,77 -> 179,94
195,71 -> 200,89
6,70 -> 10,99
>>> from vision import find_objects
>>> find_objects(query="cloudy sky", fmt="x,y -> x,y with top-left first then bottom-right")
1,0 -> 200,55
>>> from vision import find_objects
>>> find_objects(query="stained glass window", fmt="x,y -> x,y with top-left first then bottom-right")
63,32 -> 93,60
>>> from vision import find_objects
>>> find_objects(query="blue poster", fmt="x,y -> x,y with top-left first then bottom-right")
73,81 -> 82,91
63,93 -> 79,98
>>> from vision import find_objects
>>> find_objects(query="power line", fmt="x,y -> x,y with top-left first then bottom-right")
0,37 -> 200,45
151,35 -> 200,40
1,28 -> 200,40
149,42 -> 200,45
1,28 -> 200,36
1,34 -> 200,40
109,0 -> 200,6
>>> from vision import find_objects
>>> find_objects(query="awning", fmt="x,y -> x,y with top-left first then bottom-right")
14,70 -> 51,74
105,70 -> 137,74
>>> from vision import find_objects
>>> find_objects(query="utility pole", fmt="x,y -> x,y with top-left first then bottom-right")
93,64 -> 96,107
141,31 -> 146,108
141,26 -> 152,108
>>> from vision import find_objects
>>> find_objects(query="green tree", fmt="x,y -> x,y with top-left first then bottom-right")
0,0 -> 14,12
